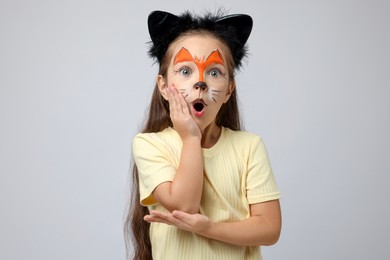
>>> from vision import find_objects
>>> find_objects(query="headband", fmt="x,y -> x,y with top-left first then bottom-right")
147,10 -> 253,69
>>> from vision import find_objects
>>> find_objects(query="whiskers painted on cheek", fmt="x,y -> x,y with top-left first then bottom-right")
211,90 -> 223,103
179,88 -> 189,98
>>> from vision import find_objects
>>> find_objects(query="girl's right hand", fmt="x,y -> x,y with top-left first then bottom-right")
168,85 -> 202,141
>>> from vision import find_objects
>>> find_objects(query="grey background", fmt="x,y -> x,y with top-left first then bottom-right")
1,0 -> 389,259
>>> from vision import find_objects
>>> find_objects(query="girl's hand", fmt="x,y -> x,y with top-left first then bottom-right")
168,85 -> 202,140
144,209 -> 211,235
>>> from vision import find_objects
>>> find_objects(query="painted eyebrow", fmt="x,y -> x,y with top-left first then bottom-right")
173,47 -> 224,65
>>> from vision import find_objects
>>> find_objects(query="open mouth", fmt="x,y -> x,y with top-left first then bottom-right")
193,102 -> 204,112
192,99 -> 206,116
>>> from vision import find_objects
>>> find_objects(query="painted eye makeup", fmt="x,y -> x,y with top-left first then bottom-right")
173,47 -> 226,82
207,68 -> 225,78
173,66 -> 193,77
179,66 -> 192,76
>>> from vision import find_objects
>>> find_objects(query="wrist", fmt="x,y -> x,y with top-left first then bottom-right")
181,135 -> 202,144
196,217 -> 216,238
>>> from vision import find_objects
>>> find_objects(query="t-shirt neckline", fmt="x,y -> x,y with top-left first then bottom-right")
202,127 -> 226,157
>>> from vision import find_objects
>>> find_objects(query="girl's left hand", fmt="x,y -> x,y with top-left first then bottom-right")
144,209 -> 211,235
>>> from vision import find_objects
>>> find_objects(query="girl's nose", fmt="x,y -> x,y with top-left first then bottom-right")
193,81 -> 208,91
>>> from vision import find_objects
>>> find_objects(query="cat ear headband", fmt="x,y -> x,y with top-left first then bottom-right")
147,10 -> 253,69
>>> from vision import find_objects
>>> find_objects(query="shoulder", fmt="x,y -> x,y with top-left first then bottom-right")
133,127 -> 178,142
218,127 -> 267,158
223,127 -> 263,145
132,127 -> 180,150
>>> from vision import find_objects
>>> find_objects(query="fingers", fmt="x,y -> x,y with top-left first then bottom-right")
176,87 -> 189,114
167,85 -> 177,113
173,210 -> 210,235
167,84 -> 201,139
168,85 -> 189,115
144,213 -> 171,226
144,210 -> 192,230
167,85 -> 178,113
172,210 -> 202,227
144,210 -> 176,225
172,210 -> 191,221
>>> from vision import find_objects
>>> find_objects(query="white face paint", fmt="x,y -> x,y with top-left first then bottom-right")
172,46 -> 227,107
164,35 -> 234,129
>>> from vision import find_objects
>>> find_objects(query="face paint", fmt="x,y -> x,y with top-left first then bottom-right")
173,47 -> 224,82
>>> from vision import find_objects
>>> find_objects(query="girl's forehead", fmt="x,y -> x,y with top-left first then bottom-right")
170,35 -> 229,61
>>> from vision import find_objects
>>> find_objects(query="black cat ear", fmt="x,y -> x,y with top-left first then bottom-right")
147,10 -> 253,68
148,11 -> 180,45
215,14 -> 253,47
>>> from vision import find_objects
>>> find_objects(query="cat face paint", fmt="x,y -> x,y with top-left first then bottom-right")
163,35 -> 233,129
171,45 -> 229,99
173,47 -> 224,82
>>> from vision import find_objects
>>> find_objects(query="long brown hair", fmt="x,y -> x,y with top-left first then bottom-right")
124,30 -> 242,260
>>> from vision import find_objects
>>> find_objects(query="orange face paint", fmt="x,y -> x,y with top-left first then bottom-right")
173,47 -> 224,82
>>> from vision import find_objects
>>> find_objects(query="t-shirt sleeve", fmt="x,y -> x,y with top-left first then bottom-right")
246,136 -> 281,204
132,134 -> 176,206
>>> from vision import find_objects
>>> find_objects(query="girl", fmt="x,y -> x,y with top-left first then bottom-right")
125,10 -> 281,260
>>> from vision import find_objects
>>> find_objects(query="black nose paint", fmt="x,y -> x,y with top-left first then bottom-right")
193,81 -> 208,91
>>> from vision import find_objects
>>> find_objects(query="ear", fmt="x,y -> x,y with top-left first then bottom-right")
157,75 -> 168,100
223,81 -> 235,103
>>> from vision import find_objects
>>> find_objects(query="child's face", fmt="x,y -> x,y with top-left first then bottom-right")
158,34 -> 234,130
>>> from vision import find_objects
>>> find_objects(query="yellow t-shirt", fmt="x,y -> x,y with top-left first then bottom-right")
132,127 -> 281,260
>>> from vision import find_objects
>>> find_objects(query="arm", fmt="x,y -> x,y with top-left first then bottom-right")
153,137 -> 202,213
153,85 -> 203,213
144,199 -> 282,246
202,200 -> 281,246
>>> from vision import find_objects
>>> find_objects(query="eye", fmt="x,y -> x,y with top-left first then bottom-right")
208,68 -> 222,77
179,66 -> 192,76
